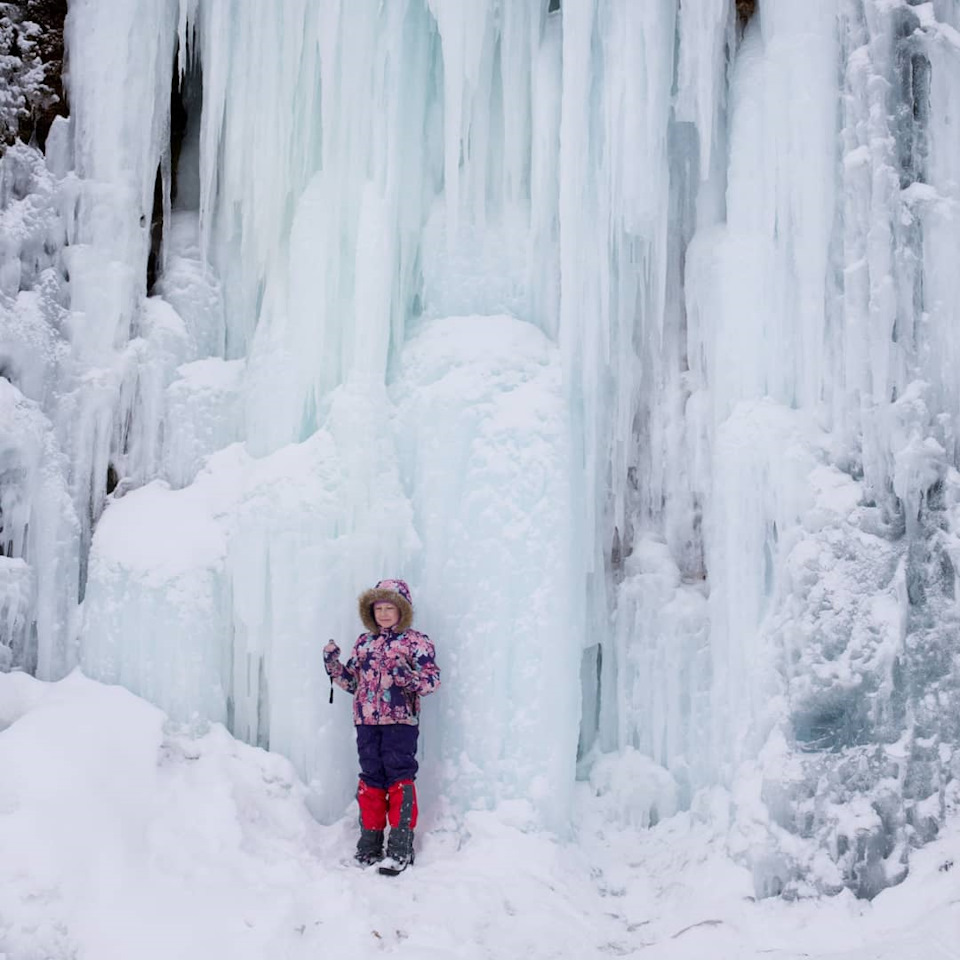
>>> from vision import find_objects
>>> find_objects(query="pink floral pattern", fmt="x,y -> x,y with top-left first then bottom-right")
325,628 -> 440,725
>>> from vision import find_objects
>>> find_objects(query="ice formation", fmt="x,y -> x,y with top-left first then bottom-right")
2,0 -> 960,898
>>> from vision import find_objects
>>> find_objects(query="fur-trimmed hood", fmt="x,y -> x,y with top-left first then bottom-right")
358,578 -> 414,633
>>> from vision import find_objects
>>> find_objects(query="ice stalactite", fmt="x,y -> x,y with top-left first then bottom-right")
0,137 -> 78,677
0,0 -> 75,677
188,0 -> 440,450
602,0 -> 732,796
689,0 -> 841,782
61,0 -> 181,562
675,0 -> 732,178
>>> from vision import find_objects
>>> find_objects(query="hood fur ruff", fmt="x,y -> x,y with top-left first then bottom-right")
358,580 -> 414,633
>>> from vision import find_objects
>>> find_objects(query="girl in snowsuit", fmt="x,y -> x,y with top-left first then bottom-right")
323,579 -> 440,871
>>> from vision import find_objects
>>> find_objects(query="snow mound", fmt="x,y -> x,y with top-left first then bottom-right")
2,671 -> 958,960
0,672 -> 607,960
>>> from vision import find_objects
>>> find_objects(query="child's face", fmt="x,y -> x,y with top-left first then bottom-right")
373,601 -> 400,630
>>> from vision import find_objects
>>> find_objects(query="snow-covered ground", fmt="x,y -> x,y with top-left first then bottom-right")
1,671 -> 956,960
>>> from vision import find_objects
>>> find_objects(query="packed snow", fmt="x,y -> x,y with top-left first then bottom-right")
1,671 -> 958,960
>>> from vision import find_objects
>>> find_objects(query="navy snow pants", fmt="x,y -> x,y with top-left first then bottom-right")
356,724 -> 419,790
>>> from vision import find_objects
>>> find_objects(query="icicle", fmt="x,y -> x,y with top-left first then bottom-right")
425,0 -> 495,237
675,0 -> 731,176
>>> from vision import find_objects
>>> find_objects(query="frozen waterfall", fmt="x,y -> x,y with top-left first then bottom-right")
2,0 -> 960,899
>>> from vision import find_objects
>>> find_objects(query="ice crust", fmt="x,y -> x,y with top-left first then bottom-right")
1,0 -> 959,900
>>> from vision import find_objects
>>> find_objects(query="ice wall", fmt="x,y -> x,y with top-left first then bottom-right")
680,0 -> 960,897
73,0 -> 583,831
2,0 -> 960,897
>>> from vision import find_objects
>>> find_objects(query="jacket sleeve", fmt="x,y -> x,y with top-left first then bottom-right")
411,633 -> 440,697
324,636 -> 361,694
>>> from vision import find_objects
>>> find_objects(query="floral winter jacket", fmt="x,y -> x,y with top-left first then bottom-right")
324,628 -> 440,725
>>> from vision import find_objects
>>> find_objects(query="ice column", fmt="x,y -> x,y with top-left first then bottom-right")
191,0 -> 439,453
918,2 -> 960,457
675,0 -> 731,177
394,316 -> 578,829
557,0 -> 678,644
0,137 -> 81,677
681,2 -> 841,780
61,0 -> 183,565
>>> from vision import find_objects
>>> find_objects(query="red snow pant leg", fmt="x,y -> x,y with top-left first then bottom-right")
356,724 -> 419,829
357,780 -> 388,831
387,779 -> 418,831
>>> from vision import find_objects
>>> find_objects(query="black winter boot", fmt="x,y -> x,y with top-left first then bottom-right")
379,826 -> 415,875
355,828 -> 385,866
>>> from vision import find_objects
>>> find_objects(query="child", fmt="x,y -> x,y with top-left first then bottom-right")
323,579 -> 440,873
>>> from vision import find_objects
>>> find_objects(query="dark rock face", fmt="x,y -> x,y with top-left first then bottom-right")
23,0 -> 67,146
0,0 -> 67,150
736,0 -> 757,28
